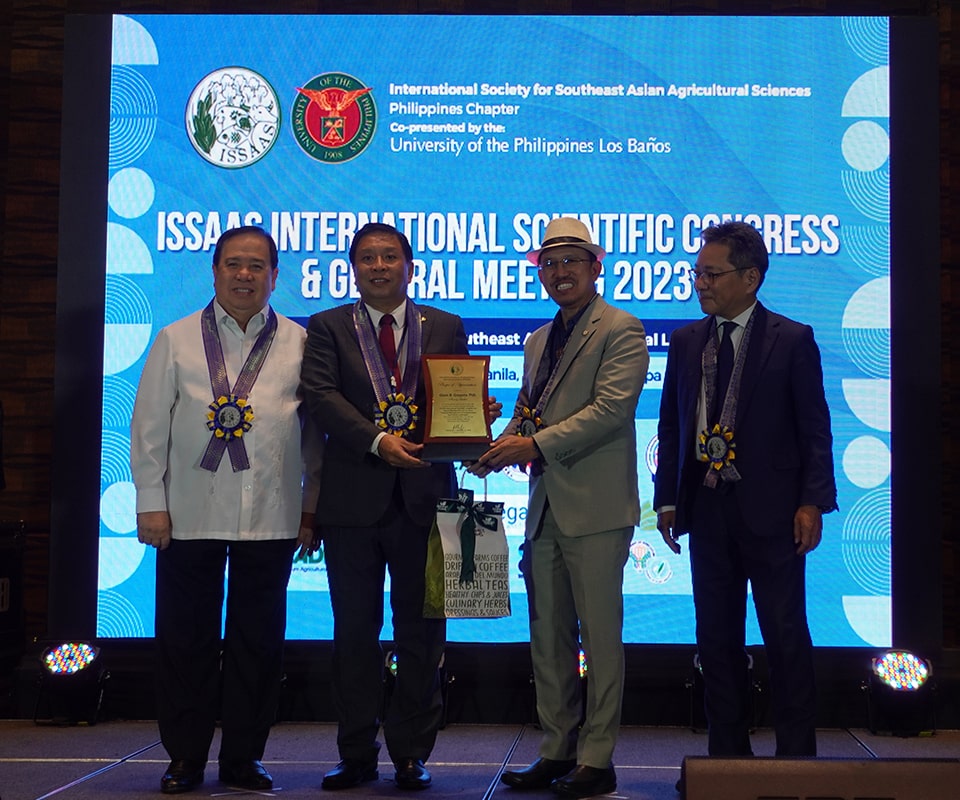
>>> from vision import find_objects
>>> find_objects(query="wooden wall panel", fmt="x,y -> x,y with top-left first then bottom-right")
939,1 -> 959,648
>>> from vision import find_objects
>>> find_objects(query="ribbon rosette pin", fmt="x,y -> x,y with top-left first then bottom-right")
698,423 -> 736,470
206,394 -> 254,441
516,405 -> 543,437
375,392 -> 419,437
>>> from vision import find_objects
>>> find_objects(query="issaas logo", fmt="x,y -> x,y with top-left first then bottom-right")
185,67 -> 281,169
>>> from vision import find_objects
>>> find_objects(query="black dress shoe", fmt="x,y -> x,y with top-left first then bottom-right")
160,759 -> 205,794
321,759 -> 379,790
394,758 -> 431,790
219,759 -> 273,790
551,764 -> 617,798
501,757 -> 577,790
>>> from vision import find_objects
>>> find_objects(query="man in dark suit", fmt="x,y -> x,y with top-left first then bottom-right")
654,221 -> 837,766
299,222 -> 472,792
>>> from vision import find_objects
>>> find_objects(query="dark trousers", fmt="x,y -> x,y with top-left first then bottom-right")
690,482 -> 817,757
323,481 -> 445,765
155,537 -> 295,764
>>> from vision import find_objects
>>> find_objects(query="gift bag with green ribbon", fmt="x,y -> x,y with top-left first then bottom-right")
423,488 -> 511,619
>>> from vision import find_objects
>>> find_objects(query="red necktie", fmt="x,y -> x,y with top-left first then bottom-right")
378,314 -> 402,389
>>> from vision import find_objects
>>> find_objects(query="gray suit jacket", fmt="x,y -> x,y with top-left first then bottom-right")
505,296 -> 649,539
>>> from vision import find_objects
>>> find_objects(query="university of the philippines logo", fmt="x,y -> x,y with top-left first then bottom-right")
185,67 -> 281,168
292,72 -> 377,163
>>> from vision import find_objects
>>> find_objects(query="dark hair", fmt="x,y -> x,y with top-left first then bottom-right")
349,222 -> 414,265
701,221 -> 768,288
212,225 -> 278,269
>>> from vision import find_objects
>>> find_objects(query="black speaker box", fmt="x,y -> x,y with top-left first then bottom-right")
683,755 -> 960,800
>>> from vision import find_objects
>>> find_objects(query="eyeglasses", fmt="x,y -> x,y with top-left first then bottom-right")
539,256 -> 593,271
691,267 -> 750,284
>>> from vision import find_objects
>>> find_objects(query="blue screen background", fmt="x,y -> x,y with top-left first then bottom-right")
97,14 -> 891,646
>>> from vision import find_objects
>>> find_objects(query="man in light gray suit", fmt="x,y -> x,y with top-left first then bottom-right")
470,217 -> 648,798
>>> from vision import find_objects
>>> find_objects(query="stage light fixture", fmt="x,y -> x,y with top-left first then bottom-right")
865,650 -> 936,737
34,641 -> 108,725
42,642 -> 98,676
871,650 -> 931,691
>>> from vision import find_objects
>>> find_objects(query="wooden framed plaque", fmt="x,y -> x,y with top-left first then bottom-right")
420,355 -> 492,461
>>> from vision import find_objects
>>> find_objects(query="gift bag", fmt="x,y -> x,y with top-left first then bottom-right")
423,488 -> 511,619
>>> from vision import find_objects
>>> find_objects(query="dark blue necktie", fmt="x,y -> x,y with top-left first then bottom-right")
713,320 -> 736,425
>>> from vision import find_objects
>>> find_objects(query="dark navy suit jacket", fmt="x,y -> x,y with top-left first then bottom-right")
653,302 -> 837,537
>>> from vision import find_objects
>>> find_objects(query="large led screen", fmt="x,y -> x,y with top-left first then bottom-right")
95,14 -> 892,645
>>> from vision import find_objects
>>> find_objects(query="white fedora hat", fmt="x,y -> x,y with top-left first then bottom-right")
527,217 -> 606,265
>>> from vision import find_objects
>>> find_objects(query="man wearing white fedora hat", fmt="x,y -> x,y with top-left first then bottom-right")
470,217 -> 649,798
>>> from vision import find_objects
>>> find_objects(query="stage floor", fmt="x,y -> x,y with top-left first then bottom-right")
1,721 -> 958,800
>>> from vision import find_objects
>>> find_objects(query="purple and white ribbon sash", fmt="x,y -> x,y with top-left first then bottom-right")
513,316 -> 585,433
199,301 -> 277,472
700,309 -> 756,487
353,298 -> 423,405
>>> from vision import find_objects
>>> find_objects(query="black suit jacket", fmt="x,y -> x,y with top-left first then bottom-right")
654,303 -> 837,537
300,303 -> 468,528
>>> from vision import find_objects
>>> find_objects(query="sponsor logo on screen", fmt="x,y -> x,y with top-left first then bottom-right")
185,67 -> 281,168
292,72 -> 377,163
644,434 -> 659,477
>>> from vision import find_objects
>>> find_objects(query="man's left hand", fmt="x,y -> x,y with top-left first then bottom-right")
296,512 -> 319,559
487,396 -> 503,425
467,435 -> 538,478
794,504 -> 823,555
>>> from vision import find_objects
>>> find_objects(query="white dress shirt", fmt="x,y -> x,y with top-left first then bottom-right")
131,300 -> 322,541
365,300 -> 411,371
